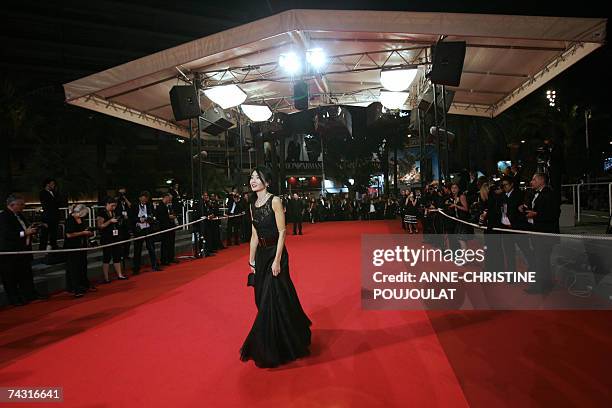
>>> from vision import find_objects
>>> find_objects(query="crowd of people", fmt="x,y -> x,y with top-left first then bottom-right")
398,170 -> 561,294
0,167 -> 565,307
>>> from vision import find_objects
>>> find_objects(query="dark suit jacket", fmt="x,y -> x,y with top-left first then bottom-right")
39,189 -> 60,222
530,186 -> 557,233
155,203 -> 173,229
287,199 -> 304,221
502,189 -> 528,229
0,210 -> 32,257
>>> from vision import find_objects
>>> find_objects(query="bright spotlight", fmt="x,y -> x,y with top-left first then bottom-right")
306,48 -> 326,70
279,52 -> 302,75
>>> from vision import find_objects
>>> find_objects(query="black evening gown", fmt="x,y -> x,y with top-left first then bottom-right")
240,195 -> 312,368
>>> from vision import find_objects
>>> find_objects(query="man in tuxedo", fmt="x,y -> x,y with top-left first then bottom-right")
155,193 -> 178,266
0,195 -> 47,306
288,193 -> 304,235
39,178 -> 61,250
209,193 -> 224,251
195,192 -> 219,255
130,191 -> 160,274
226,193 -> 244,246
520,173 -> 558,294
115,187 -> 132,266
169,183 -> 183,224
498,176 -> 534,273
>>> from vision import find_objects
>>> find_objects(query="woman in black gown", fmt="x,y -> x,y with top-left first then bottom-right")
240,167 -> 312,368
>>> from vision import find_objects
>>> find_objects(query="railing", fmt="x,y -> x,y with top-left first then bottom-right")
562,182 -> 612,223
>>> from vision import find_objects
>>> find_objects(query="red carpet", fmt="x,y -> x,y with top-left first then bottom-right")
1,220 -> 611,407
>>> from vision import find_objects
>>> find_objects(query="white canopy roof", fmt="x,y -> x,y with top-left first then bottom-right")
63,9 -> 606,137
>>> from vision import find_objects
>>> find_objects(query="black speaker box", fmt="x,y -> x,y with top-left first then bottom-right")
169,85 -> 201,121
417,84 -> 455,113
200,106 -> 235,135
293,81 -> 309,111
429,41 -> 466,87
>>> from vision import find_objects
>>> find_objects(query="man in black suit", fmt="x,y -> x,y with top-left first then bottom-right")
115,187 -> 133,266
288,193 -> 304,235
39,178 -> 61,250
520,173 -> 558,294
0,194 -> 47,306
130,191 -> 160,274
499,176 -> 533,272
226,193 -> 244,246
155,193 -> 178,266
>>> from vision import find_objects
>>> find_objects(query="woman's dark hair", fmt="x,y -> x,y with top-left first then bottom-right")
249,166 -> 275,204
104,196 -> 117,205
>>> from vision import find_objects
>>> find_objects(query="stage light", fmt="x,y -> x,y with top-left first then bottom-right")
306,48 -> 326,70
407,134 -> 412,138
380,68 -> 418,92
203,84 -> 247,109
521,140 -> 526,143
324,179 -> 333,188
177,138 -> 186,144
379,91 -> 409,110
241,104 -> 273,122
348,179 -> 355,185
166,179 -> 173,185
279,52 -> 302,75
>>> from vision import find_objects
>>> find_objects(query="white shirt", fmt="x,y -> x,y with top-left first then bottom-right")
14,212 -> 30,245
501,190 -> 513,226
137,204 -> 150,229
528,189 -> 541,225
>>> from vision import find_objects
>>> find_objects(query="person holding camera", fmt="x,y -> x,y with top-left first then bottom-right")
65,204 -> 96,297
155,193 -> 178,265
97,197 -> 129,283
39,178 -> 61,250
115,187 -> 132,265
130,191 -> 160,274
226,192 -> 245,246
0,194 -> 48,306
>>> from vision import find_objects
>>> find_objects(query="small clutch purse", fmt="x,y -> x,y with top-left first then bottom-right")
247,272 -> 255,287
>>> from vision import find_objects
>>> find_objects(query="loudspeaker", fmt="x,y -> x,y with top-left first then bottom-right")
200,106 -> 235,135
293,81 -> 309,111
417,84 -> 455,113
169,86 -> 201,121
429,41 -> 466,87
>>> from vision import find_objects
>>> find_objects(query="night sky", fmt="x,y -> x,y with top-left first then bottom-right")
2,1 -> 609,94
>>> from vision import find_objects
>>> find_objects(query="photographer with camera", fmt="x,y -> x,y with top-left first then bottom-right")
97,197 -> 128,283
0,194 -> 48,306
445,183 -> 472,250
65,204 -> 96,297
130,191 -> 160,274
39,178 -> 61,251
226,192 -> 245,245
155,193 -> 178,265
115,187 -> 132,266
